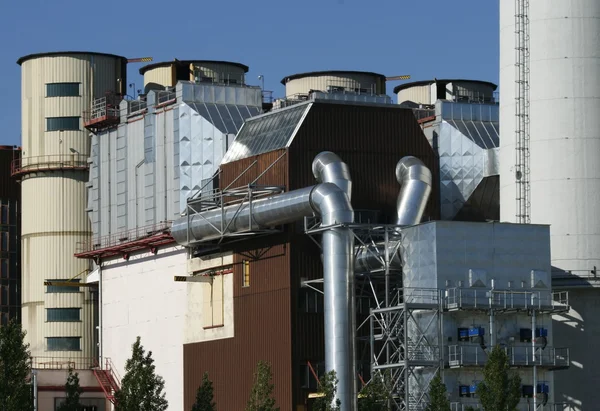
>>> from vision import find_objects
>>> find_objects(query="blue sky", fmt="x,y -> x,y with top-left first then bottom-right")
0,0 -> 499,147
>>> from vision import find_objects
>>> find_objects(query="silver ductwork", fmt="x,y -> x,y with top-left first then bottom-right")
395,156 -> 432,226
355,156 -> 432,272
171,152 -> 356,410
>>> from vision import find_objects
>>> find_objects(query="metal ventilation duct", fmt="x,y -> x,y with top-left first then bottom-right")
355,157 -> 432,272
171,153 -> 356,410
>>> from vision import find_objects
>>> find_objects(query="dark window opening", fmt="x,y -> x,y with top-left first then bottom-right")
46,117 -> 80,131
0,232 -> 8,251
47,337 -> 81,351
0,205 -> 8,225
0,259 -> 8,279
47,308 -> 81,322
46,83 -> 80,97
46,279 -> 81,293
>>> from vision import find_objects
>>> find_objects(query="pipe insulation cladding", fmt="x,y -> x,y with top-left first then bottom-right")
355,156 -> 432,272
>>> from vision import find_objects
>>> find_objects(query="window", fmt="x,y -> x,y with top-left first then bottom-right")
46,337 -> 81,351
202,274 -> 224,329
0,285 -> 7,304
55,397 -> 105,411
46,117 -> 80,131
299,289 -> 323,314
0,205 -> 8,225
46,83 -> 80,97
0,259 -> 8,279
242,260 -> 250,287
0,232 -> 8,251
47,308 -> 81,322
46,279 -> 81,293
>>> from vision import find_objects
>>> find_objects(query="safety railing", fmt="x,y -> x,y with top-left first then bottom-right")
445,288 -> 569,312
447,345 -> 569,369
156,90 -> 176,106
126,99 -> 147,116
76,221 -> 172,254
451,402 -> 575,411
31,356 -> 97,370
11,153 -> 89,177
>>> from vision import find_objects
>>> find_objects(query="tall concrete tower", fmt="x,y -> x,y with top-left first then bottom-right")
500,2 -> 600,409
16,52 -> 126,361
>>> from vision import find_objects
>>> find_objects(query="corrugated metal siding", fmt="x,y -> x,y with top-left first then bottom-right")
143,66 -> 174,89
220,149 -> 288,191
285,73 -> 385,97
397,84 -> 433,106
184,242 -> 293,411
290,102 -> 439,221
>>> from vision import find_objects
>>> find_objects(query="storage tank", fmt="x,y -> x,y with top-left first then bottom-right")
16,51 -> 127,360
499,2 -> 600,409
140,59 -> 248,93
394,79 -> 497,107
281,70 -> 386,98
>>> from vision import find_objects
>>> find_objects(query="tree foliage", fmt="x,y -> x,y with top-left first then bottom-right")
114,336 -> 168,411
425,371 -> 451,411
245,360 -> 279,411
57,367 -> 83,411
0,319 -> 34,411
477,345 -> 522,411
191,372 -> 216,411
313,370 -> 341,411
358,371 -> 392,411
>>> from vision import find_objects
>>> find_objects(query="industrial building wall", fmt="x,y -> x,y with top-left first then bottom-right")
0,147 -> 20,325
101,246 -> 187,411
284,73 -> 385,97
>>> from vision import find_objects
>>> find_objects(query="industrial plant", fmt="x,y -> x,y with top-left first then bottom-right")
2,1 -> 598,411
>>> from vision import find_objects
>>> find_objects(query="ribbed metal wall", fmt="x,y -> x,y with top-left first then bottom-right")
19,52 -> 126,360
500,2 -> 600,409
283,72 -> 386,97
142,61 -> 247,91
184,101 -> 438,410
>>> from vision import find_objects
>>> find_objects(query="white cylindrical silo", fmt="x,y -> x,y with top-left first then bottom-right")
17,52 -> 126,361
281,70 -> 386,98
500,2 -> 600,409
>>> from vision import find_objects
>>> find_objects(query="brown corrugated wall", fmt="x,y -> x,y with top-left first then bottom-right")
183,103 -> 439,411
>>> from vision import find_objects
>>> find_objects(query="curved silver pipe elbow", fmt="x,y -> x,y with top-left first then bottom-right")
396,156 -> 432,226
312,151 -> 352,200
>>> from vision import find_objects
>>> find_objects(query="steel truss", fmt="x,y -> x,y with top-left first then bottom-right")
303,221 -> 442,410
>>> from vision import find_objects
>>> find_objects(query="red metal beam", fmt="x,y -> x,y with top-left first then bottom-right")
75,233 -> 176,261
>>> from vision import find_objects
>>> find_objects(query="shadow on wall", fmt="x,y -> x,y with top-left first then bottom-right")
552,287 -> 600,411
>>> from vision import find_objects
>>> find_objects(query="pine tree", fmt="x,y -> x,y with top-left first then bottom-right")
477,345 -> 522,411
425,371 -> 450,411
313,370 -> 341,411
245,360 -> 279,411
114,336 -> 168,411
0,319 -> 34,411
57,366 -> 83,411
358,371 -> 391,411
191,372 -> 216,411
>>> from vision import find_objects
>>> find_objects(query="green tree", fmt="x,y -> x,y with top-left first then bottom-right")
191,372 -> 216,411
114,336 -> 168,411
477,345 -> 522,411
358,371 -> 391,411
313,370 -> 341,411
0,319 -> 34,411
245,360 -> 279,411
425,371 -> 450,411
57,366 -> 83,411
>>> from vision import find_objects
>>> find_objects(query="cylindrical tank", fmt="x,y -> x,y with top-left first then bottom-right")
281,70 -> 386,98
17,51 -> 127,360
500,2 -> 600,408
394,79 -> 497,107
140,60 -> 249,93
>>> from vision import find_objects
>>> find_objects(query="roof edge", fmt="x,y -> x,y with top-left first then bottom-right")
17,51 -> 127,66
281,70 -> 387,85
139,60 -> 250,75
393,79 -> 498,94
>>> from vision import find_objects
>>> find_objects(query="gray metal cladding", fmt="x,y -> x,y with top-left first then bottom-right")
116,126 -> 128,232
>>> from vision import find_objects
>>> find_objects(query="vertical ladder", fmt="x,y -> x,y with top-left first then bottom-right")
515,0 -> 531,224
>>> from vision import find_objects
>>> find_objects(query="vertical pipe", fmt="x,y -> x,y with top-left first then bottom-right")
98,267 -> 103,366
490,279 -> 495,347
32,370 -> 38,411
532,294 -> 537,410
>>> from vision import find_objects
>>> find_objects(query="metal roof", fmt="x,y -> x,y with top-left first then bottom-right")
140,60 -> 249,75
187,102 -> 262,135
221,102 -> 312,164
281,70 -> 386,85
17,51 -> 127,65
393,79 -> 498,94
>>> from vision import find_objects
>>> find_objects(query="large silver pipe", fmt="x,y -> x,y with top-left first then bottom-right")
171,186 -> 317,246
355,157 -> 432,272
312,153 -> 356,411
395,156 -> 432,226
312,151 -> 352,200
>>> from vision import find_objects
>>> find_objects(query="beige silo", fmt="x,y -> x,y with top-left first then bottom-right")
281,70 -> 387,98
16,52 -> 126,361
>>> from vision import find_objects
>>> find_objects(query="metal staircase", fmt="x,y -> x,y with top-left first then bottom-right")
93,358 -> 121,404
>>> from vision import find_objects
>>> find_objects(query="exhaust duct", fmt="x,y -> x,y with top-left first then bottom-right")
171,152 -> 356,410
355,156 -> 432,272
